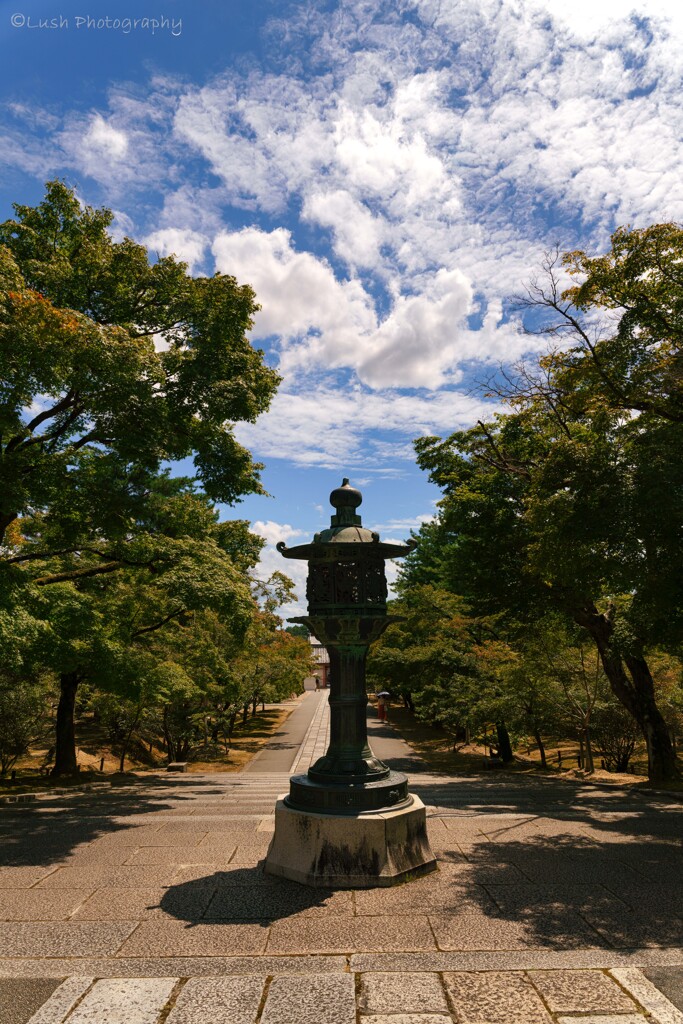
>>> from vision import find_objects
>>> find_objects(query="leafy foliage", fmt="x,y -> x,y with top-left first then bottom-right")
409,224 -> 683,782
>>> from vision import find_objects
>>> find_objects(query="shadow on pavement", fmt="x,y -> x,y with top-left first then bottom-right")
418,779 -> 683,949
0,777 -> 201,867
158,864 -> 338,924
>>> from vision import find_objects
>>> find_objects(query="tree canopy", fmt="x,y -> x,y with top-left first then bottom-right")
0,180 -> 280,557
411,224 -> 683,782
0,181 -> 285,774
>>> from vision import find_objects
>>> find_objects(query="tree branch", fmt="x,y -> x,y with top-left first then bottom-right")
4,390 -> 79,453
35,560 -> 124,585
133,607 -> 188,637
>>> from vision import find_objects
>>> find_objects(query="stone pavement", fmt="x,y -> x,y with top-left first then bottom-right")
0,694 -> 681,1024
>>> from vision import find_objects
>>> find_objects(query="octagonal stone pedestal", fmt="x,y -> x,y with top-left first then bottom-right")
264,794 -> 436,888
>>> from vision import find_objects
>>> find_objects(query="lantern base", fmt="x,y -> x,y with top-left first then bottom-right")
287,770 -> 409,815
264,794 -> 437,888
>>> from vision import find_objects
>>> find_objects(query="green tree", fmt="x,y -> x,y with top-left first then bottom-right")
0,181 -> 280,773
368,584 -> 515,756
0,181 -> 279,557
4,480 -> 259,774
0,676 -> 47,776
414,224 -> 683,783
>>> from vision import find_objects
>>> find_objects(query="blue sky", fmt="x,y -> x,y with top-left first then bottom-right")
2,0 -> 683,613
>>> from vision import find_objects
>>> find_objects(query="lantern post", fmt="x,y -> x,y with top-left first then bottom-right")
264,479 -> 436,887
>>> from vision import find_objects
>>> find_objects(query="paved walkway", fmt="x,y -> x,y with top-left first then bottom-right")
1,697 -> 682,1024
243,690 -> 325,774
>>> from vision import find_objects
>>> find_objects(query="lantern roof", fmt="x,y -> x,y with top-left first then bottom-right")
277,478 -> 416,561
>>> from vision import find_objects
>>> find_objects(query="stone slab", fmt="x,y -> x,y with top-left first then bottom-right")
197,834 -> 267,848
60,848 -> 133,866
528,969 -> 638,1013
443,971 -> 553,1023
358,972 -> 448,1014
439,862 -> 528,885
429,912 -> 605,951
24,977 -> 94,1024
354,880 -> 493,916
0,978 -> 63,1024
125,846 -> 237,865
0,890 -> 93,921
556,1018 -> 646,1024
0,869 -> 55,888
615,967 -> 683,1023
204,885 -> 353,920
510,856 -> 644,886
37,867 -> 179,889
484,884 -> 629,913
117,920 -> 269,956
360,1018 -> 451,1024
64,978 -> 177,1024
0,956 -> 348,978
267,916 -> 437,954
350,949 -> 683,973
89,828 -> 165,846
165,976 -> 265,1024
0,923 -> 135,957
644,969 -> 683,1014
583,911 -> 683,948
260,974 -> 356,1024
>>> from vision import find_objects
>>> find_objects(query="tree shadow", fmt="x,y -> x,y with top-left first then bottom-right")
0,775 -> 203,867
416,777 -> 683,949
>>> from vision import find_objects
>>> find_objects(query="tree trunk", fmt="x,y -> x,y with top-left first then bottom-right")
252,696 -> 258,717
119,709 -> 141,773
242,703 -> 249,726
584,726 -> 595,773
533,727 -> 547,768
162,706 -> 175,763
0,511 -> 17,549
51,671 -> 80,776
496,723 -> 514,763
576,606 -> 679,783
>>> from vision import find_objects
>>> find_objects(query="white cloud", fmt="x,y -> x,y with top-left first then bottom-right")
302,189 -> 385,270
235,384 -> 499,469
214,227 -> 535,389
374,514 -> 436,535
249,520 -> 309,618
530,0 -> 683,40
4,0 -> 683,472
85,115 -> 128,160
144,228 -> 209,273
251,521 -> 306,547
212,225 -> 377,367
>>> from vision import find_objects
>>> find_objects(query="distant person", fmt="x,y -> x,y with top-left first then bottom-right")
377,693 -> 387,722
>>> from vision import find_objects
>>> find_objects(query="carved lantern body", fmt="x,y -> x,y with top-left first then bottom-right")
277,478 -> 414,814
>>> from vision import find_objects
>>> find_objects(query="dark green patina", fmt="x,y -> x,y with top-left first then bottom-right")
277,479 -> 415,814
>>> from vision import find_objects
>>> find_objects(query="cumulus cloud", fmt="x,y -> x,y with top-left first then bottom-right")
86,115 -> 128,159
214,227 -> 533,388
144,228 -> 209,273
251,521 -> 306,547
249,520 -> 309,617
